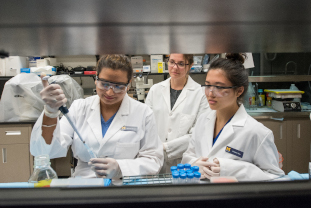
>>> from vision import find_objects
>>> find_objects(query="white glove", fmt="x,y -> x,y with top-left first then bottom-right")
201,158 -> 220,179
89,157 -> 122,179
40,75 -> 67,117
192,157 -> 219,179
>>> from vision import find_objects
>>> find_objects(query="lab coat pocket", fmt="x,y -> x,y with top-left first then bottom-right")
114,142 -> 140,159
179,114 -> 195,135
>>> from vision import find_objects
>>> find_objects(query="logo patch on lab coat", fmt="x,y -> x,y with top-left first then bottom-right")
121,126 -> 137,132
225,146 -> 244,158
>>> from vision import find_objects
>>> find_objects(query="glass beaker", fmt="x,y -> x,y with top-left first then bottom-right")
28,154 -> 58,183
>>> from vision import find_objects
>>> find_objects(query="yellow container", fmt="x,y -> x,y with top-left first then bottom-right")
158,62 -> 164,73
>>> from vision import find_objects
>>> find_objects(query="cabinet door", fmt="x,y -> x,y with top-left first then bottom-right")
0,144 -> 31,183
256,119 -> 288,173
288,119 -> 311,173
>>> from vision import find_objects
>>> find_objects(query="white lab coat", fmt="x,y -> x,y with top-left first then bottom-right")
145,76 -> 209,173
30,94 -> 163,178
182,104 -> 285,181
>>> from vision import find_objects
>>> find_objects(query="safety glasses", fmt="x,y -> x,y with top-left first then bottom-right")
167,60 -> 189,68
201,84 -> 237,97
96,76 -> 129,94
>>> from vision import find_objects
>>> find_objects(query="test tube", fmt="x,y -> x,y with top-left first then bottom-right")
187,173 -> 194,183
194,172 -> 201,183
180,173 -> 187,183
171,166 -> 177,173
184,163 -> 191,170
191,166 -> 199,172
177,163 -> 184,171
172,172 -> 179,184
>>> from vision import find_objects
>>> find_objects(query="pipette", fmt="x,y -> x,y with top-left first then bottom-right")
42,76 -> 97,158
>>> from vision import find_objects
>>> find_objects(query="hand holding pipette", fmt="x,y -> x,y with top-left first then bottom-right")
40,74 -> 97,159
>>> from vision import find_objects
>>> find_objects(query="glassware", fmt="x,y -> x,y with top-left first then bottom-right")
28,155 -> 58,183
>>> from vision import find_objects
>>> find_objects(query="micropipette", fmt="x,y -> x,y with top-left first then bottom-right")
42,76 -> 97,158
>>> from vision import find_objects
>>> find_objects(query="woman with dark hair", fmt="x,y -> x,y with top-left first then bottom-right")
30,54 -> 163,179
146,54 -> 209,173
182,53 -> 284,181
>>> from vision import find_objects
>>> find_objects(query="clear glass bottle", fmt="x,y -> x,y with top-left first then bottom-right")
180,173 -> 187,183
28,154 -> 58,183
172,172 -> 179,184
187,173 -> 194,183
266,97 -> 272,108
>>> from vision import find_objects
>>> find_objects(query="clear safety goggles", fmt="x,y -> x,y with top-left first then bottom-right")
201,84 -> 236,97
167,60 -> 189,68
96,76 -> 129,94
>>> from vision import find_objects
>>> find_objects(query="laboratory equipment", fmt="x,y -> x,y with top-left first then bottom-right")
28,155 -> 57,183
272,100 -> 301,112
194,172 -> 201,183
131,56 -> 143,73
191,166 -> 199,172
5,56 -> 27,76
184,163 -> 191,170
187,173 -> 194,183
186,170 -> 193,175
134,74 -> 153,102
177,164 -> 184,171
150,55 -> 163,73
180,173 -> 187,183
172,172 -> 179,184
0,73 -> 45,122
257,89 -> 265,107
170,166 -> 177,173
43,76 -> 97,158
266,97 -> 272,108
244,82 -> 256,109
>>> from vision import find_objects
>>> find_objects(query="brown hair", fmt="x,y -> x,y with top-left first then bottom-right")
208,53 -> 248,103
183,54 -> 194,66
96,54 -> 132,83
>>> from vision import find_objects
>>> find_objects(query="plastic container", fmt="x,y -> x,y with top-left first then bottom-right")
184,163 -> 191,170
266,97 -> 272,108
180,173 -> 187,183
290,84 -> 301,102
194,172 -> 201,183
257,89 -> 265,107
172,172 -> 180,184
187,173 -> 194,183
170,166 -> 177,173
191,166 -> 199,172
28,155 -> 57,183
177,164 -> 184,171
179,169 -> 186,174
186,170 -> 193,175
244,82 -> 257,109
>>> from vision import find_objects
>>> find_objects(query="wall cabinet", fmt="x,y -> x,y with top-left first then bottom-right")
257,118 -> 311,174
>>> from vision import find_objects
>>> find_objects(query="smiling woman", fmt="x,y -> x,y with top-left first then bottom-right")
30,54 -> 163,181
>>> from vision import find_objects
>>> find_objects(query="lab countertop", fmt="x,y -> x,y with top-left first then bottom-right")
246,107 -> 311,119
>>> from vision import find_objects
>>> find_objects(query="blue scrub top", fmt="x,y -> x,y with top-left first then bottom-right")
101,112 -> 117,138
213,116 -> 233,146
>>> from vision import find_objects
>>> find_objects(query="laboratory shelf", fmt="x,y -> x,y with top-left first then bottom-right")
248,75 -> 311,82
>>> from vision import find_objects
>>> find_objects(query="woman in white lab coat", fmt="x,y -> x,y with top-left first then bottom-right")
182,53 -> 284,181
145,54 -> 209,173
30,54 -> 163,179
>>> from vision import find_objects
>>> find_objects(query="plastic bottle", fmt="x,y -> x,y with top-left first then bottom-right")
244,82 -> 257,109
194,172 -> 201,183
266,97 -> 272,108
172,172 -> 179,184
191,166 -> 199,172
28,155 -> 57,183
184,163 -> 191,170
180,173 -> 187,183
257,89 -> 265,107
170,166 -> 177,173
187,173 -> 194,183
177,164 -> 184,171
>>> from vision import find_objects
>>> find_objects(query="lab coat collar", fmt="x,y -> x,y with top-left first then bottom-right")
100,94 -> 130,147
205,104 -> 247,155
161,76 -> 196,112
